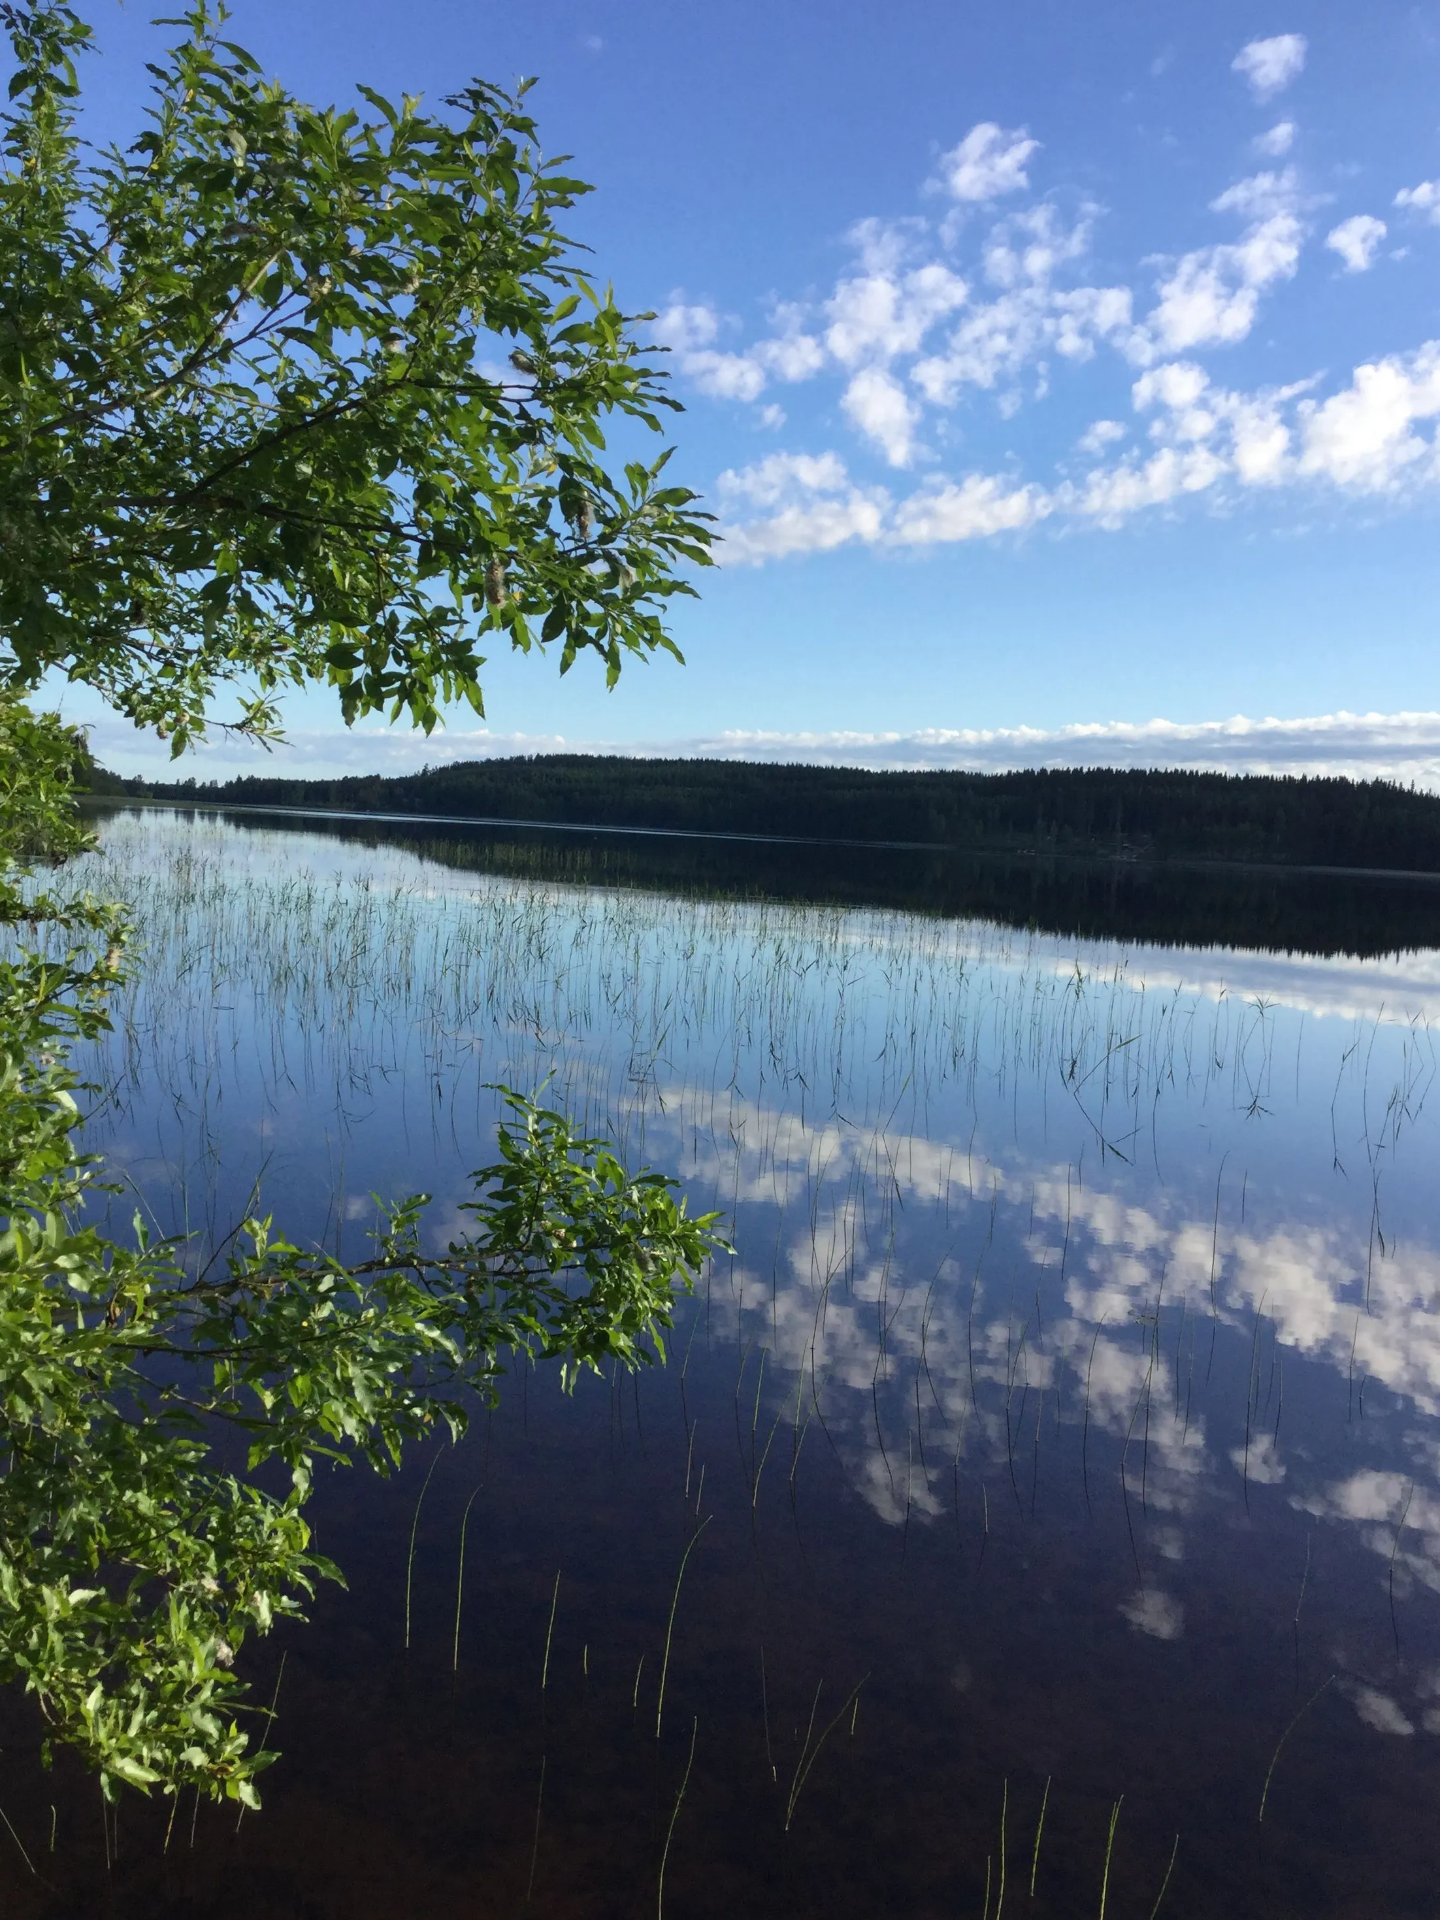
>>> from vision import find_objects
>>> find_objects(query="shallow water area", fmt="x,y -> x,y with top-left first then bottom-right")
7,803 -> 1440,1918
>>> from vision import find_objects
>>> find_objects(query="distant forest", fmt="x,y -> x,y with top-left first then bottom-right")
85,754 -> 1440,874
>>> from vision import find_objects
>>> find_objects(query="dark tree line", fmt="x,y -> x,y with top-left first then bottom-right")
92,754 -> 1440,874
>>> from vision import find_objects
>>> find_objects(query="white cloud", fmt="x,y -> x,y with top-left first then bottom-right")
933,122 -> 1039,202
1254,121 -> 1296,157
1070,445 -> 1228,523
826,258 -> 969,368
751,302 -> 826,382
653,300 -> 823,407
841,367 -> 923,466
888,474 -> 1049,544
714,450 -> 891,563
714,492 -> 890,565
1297,342 -> 1440,490
684,351 -> 767,403
720,337 -> 1440,558
1078,419 -> 1127,454
652,301 -> 718,352
753,332 -> 825,382
653,302 -> 766,401
656,130 -> 1440,548
717,450 -> 850,506
74,708 -> 1440,788
1326,215 -> 1387,274
1209,167 -> 1304,223
1132,359 -> 1209,414
913,207 -> 1134,401
1232,33 -> 1307,101
1143,212 -> 1302,353
1394,181 -> 1440,226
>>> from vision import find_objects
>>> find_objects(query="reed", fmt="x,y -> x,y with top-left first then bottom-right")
1097,1796 -> 1123,1920
1258,1675 -> 1335,1823
1029,1775 -> 1051,1897
403,1444 -> 445,1653
655,1518 -> 710,1740
0,1799 -> 36,1879
1148,1834 -> 1179,1919
452,1485 -> 483,1673
783,1673 -> 869,1832
657,1717 -> 699,1920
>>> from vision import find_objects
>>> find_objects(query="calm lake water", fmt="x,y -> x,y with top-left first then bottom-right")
10,803 -> 1440,1918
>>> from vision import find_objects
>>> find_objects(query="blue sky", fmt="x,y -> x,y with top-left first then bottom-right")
60,1 -> 1440,780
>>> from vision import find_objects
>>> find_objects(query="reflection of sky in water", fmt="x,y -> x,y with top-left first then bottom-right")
73,809 -> 1440,1761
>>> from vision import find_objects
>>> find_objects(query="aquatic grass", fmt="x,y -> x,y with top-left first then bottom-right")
1029,1775 -> 1051,1897
50,807 -> 1440,1909
452,1484 -> 483,1673
403,1445 -> 445,1652
0,1797 -> 37,1879
234,1653 -> 286,1836
657,1716 -> 698,1920
655,1518 -> 710,1740
783,1673 -> 869,1832
1258,1675 -> 1335,1823
1097,1796 -> 1123,1920
1148,1834 -> 1179,1918
540,1570 -> 562,1697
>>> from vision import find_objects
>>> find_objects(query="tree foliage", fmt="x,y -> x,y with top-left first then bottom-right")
0,711 -> 722,1803
0,2 -> 723,1807
0,0 -> 712,749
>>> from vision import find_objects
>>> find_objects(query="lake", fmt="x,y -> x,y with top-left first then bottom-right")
9,801 -> 1440,1918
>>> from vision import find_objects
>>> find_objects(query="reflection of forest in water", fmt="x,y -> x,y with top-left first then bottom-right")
94,796 -> 1440,960
34,803 -> 1440,1917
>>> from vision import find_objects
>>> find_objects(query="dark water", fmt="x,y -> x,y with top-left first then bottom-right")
137,796 -> 1440,957
8,804 -> 1440,1918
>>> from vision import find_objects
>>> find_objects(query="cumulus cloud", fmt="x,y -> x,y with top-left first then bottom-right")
1297,342 -> 1440,490
889,474 -> 1049,543
842,367 -> 923,466
1326,215 -> 1387,273
720,335 -> 1440,559
715,454 -> 890,563
1232,33 -> 1307,101
1077,419 -> 1127,454
720,490 -> 889,565
1209,167 -> 1307,223
653,302 -> 766,401
933,122 -> 1039,202
913,206 -> 1134,401
717,449 -> 849,506
1254,120 -> 1296,157
1394,181 -> 1440,226
1141,177 -> 1305,356
826,253 -> 969,367
633,120 -> 1440,562
653,300 -> 823,407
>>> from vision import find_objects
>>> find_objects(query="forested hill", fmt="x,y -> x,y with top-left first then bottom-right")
88,756 -> 1440,873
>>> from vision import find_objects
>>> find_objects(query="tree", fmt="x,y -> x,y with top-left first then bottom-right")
0,0 -> 712,749
0,1 -> 722,1808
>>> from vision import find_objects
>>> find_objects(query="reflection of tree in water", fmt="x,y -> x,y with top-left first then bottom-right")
112,798 -> 1440,961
